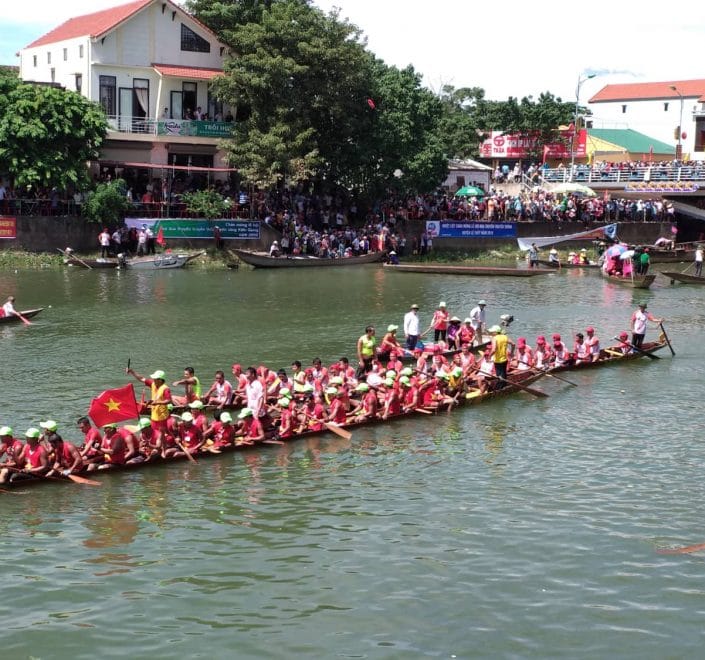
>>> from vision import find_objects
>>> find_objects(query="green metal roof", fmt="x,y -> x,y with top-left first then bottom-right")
588,128 -> 675,155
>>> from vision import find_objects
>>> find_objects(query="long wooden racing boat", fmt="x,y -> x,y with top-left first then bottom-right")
661,271 -> 705,285
600,270 -> 656,289
383,263 -> 551,277
64,257 -> 121,269
537,259 -> 599,270
127,251 -> 204,269
233,248 -> 385,268
0,308 -> 43,325
548,340 -> 666,373
0,369 -> 548,492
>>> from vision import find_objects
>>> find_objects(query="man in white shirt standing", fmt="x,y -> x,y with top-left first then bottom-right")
469,300 -> 487,345
403,303 -> 421,350
695,244 -> 703,277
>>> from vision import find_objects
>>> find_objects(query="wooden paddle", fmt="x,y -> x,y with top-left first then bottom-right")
659,322 -> 676,356
300,407 -> 353,440
611,337 -> 660,360
467,365 -> 548,398
14,310 -> 33,326
66,473 -> 102,486
536,367 -> 578,387
414,407 -> 434,414
176,440 -> 198,464
57,247 -> 93,269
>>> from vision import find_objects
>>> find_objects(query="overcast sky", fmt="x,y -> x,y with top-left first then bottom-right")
3,0 -> 704,104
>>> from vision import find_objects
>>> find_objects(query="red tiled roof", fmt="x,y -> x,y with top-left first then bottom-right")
25,0 -> 153,48
153,64 -> 223,80
590,79 -> 705,104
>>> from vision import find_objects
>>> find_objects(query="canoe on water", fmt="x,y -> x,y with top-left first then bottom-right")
0,308 -> 44,325
661,271 -> 705,285
1,368 -> 549,492
600,270 -> 656,289
233,249 -> 386,268
537,259 -> 599,270
548,340 -> 667,373
383,263 -> 552,277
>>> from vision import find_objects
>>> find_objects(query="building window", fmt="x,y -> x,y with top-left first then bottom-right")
182,82 -> 197,118
664,102 -> 669,111
181,23 -> 210,53
63,48 -> 67,61
621,104 -> 627,114
50,68 -> 55,83
33,55 -> 37,67
75,74 -> 83,93
99,75 -> 117,116
47,51 -> 51,64
79,44 -> 84,58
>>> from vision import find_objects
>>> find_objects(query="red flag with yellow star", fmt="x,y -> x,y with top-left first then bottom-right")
88,384 -> 139,427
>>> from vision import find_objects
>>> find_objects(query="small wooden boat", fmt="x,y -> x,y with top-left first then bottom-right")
0,368 -> 547,492
661,271 -> 705,285
537,259 -> 599,270
64,257 -> 121,269
383,263 -> 551,277
600,270 -> 656,289
127,252 -> 204,270
0,308 -> 43,325
233,249 -> 385,268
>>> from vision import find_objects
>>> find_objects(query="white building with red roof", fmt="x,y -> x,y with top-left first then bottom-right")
589,79 -> 705,160
19,0 -> 233,172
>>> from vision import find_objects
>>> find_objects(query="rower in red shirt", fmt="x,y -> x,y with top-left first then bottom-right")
402,377 -> 420,412
326,388 -> 348,424
77,417 -> 102,462
351,383 -> 378,420
11,428 -> 49,482
187,400 -> 208,434
47,435 -> 84,477
117,425 -> 142,463
0,426 -> 24,484
235,408 -> 265,444
301,393 -> 326,431
91,423 -> 127,470
135,417 -> 162,460
381,378 -> 402,419
204,411 -> 236,449
230,364 -> 249,406
275,397 -> 295,440
176,412 -> 204,453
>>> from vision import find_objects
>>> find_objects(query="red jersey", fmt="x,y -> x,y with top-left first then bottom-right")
0,438 -> 23,461
57,441 -> 83,469
306,403 -> 326,431
211,422 -> 235,447
241,416 -> 264,441
278,408 -> 294,438
23,443 -> 47,469
384,389 -> 401,416
101,433 -> 126,464
178,424 -> 203,450
329,398 -> 347,424
83,427 -> 103,457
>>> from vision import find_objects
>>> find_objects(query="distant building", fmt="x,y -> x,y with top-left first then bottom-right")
589,79 -> 705,160
443,158 -> 491,192
18,0 -> 234,174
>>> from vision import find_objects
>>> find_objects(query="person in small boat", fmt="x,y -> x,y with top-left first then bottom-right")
356,325 -> 376,378
47,435 -> 84,477
573,332 -> 590,364
171,367 -> 201,406
630,302 -> 662,348
88,423 -> 127,471
203,370 -> 233,408
10,429 -> 49,482
548,248 -> 560,265
377,325 -> 401,364
269,240 -> 281,257
585,326 -> 600,362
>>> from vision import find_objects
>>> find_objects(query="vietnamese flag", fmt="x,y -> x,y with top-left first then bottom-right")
88,384 -> 139,427
156,226 -> 165,247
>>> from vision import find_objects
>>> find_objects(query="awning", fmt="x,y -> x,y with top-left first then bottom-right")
153,64 -> 223,81
99,160 -> 237,173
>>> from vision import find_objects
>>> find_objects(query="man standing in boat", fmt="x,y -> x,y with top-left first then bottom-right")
630,303 -> 662,348
126,367 -> 172,432
469,300 -> 487,345
403,304 -> 421,350
489,325 -> 515,388
695,245 -> 703,277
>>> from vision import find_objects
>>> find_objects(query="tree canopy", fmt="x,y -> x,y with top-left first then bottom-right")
0,70 -> 107,190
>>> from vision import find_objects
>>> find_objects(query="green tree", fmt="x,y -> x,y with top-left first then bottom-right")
82,179 -> 133,225
436,85 -> 486,160
0,75 -> 107,190
182,189 -> 228,219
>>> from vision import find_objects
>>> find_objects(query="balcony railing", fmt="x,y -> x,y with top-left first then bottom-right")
539,164 -> 705,184
106,116 -> 234,138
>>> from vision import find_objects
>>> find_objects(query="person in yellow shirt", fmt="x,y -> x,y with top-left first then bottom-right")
489,325 -> 515,388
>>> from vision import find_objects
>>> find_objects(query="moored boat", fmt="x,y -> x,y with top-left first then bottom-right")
233,248 -> 385,268
661,271 -> 705,285
64,257 -> 121,269
0,308 -> 43,325
600,270 -> 656,289
537,259 -> 599,270
127,251 -> 204,269
383,263 -> 551,277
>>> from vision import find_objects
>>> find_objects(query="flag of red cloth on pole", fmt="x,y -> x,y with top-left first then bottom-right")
88,384 -> 139,427
156,226 -> 165,247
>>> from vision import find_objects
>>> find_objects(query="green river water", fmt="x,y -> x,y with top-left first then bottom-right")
1,262 -> 704,659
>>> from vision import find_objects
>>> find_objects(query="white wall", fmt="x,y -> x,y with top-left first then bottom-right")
589,98 -> 705,157
20,36 -> 91,93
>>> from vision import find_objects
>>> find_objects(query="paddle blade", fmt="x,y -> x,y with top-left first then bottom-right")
68,474 -> 102,486
324,422 -> 352,440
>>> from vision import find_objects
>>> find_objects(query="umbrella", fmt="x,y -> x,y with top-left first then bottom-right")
619,249 -> 635,260
552,182 -> 596,197
605,243 -> 628,258
455,185 -> 486,198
